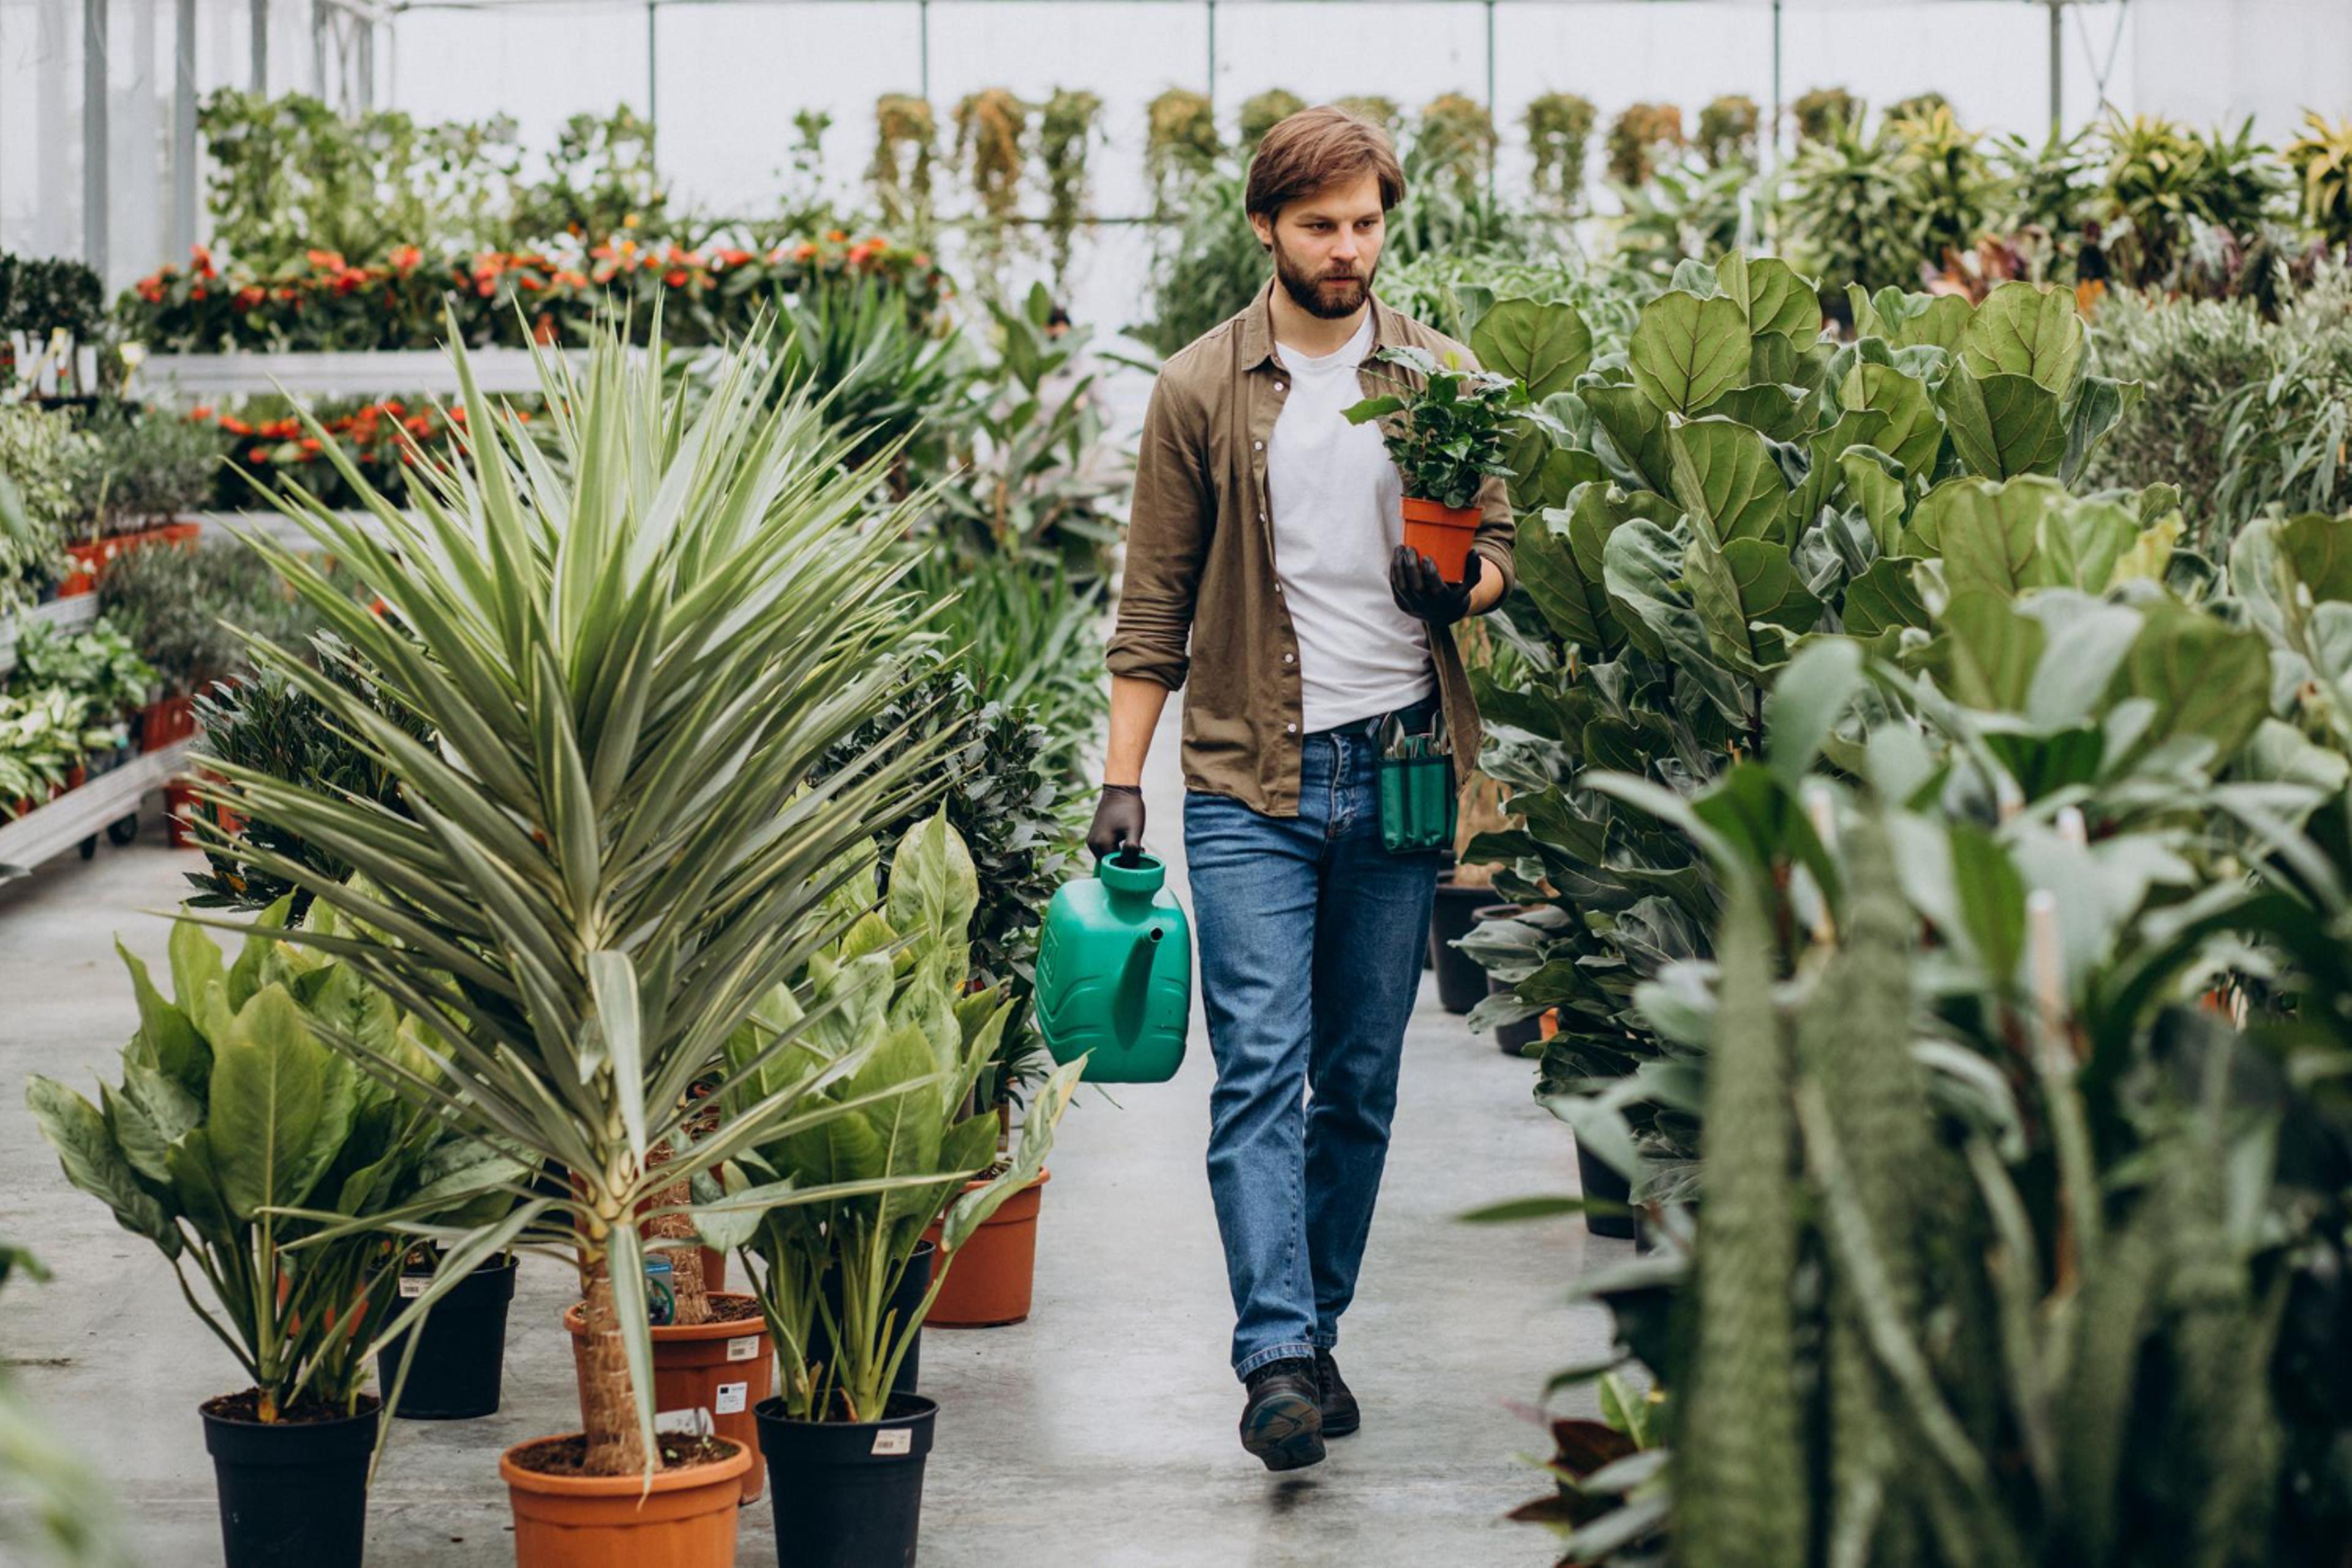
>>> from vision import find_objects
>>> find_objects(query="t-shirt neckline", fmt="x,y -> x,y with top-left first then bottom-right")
1278,314 -> 1372,373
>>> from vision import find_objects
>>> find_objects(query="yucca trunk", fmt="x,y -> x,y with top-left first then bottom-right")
646,1141 -> 710,1327
578,1255 -> 649,1476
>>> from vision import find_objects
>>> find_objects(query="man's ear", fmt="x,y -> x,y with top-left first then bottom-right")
1249,211 -> 1275,255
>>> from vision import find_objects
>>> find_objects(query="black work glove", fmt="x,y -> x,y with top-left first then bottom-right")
1087,783 -> 1147,864
1390,545 -> 1483,627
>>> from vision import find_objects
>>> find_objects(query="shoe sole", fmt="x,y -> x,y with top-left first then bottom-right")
1240,1389 -> 1327,1471
1322,1405 -> 1360,1438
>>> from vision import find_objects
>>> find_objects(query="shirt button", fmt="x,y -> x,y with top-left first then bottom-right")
1285,723 -> 1298,735
1275,381 -> 1286,392
1283,652 -> 1295,664
1253,440 -> 1264,451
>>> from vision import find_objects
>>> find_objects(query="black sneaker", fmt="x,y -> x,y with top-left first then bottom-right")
1238,1359 -> 1326,1471
1314,1348 -> 1359,1437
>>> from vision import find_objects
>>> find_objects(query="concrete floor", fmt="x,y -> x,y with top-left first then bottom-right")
0,698 -> 1622,1567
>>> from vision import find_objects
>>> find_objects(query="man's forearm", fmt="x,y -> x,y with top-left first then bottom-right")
1103,674 -> 1173,788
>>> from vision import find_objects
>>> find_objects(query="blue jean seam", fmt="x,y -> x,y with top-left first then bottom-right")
1235,1341 -> 1321,1380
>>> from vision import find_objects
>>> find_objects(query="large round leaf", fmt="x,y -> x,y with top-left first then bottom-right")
1839,361 -> 1943,479
1629,292 -> 1751,417
1670,418 -> 1794,546
1471,298 -> 1593,401
1958,281 -> 2084,394
1937,363 -> 2066,481
1583,383 -> 1676,494
1515,510 -> 1616,652
1717,253 -> 1822,343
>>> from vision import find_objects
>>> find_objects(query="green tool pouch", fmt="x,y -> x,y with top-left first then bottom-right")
1376,709 -> 1457,856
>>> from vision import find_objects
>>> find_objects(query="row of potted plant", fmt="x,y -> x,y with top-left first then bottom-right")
29,316 -> 1090,1566
0,616 -> 164,819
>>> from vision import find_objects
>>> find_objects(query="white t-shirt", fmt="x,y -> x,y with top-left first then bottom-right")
1267,315 -> 1438,734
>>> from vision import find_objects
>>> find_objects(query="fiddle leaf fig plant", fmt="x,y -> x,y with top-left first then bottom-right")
1345,344 -> 1526,510
701,810 -> 1082,1425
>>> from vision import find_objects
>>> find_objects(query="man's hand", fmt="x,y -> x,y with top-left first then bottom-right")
1087,783 -> 1148,863
1390,546 -> 1485,627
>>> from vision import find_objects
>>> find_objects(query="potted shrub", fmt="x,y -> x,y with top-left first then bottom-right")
195,320 -> 963,1567
702,809 -> 1082,1568
1344,344 -> 1518,582
25,910 -> 525,1567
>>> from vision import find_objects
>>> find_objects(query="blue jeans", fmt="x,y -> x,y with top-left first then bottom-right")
1184,694 -> 1442,1380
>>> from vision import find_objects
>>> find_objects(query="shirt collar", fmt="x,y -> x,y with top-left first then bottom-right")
1236,276 -> 1394,372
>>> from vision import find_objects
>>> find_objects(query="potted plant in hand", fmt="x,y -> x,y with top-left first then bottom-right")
1344,344 -> 1519,581
26,909 -> 524,1568
703,810 -> 1083,1568
194,318 -> 962,1568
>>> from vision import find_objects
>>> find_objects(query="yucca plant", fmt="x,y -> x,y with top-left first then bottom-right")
194,315 -> 965,1476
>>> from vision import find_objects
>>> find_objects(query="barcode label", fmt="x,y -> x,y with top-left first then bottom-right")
871,1429 -> 912,1456
726,1336 -> 760,1362
714,1381 -> 748,1415
398,1276 -> 427,1298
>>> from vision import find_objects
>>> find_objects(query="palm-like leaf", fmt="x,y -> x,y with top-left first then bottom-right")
201,312 -> 959,1473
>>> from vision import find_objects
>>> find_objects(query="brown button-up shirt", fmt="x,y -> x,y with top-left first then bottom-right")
1106,278 -> 1518,817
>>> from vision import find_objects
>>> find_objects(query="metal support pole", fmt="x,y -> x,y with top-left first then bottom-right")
918,0 -> 929,100
312,0 -> 326,98
252,0 -> 269,92
1769,0 -> 1782,173
173,0 -> 197,258
1204,0 -> 1215,107
82,0 -> 107,281
645,1 -> 658,137
1483,0 -> 1496,202
357,11 -> 374,110
2048,0 -> 2064,140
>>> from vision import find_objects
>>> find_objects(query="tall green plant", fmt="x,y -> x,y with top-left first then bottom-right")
194,317 -> 962,1475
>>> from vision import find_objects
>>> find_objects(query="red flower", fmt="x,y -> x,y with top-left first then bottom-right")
233,285 -> 266,310
476,279 -> 495,296
794,242 -> 818,261
518,274 -> 545,292
298,437 -> 322,454
306,249 -> 347,271
189,405 -> 213,421
665,269 -> 689,287
247,446 -> 270,464
389,244 -> 422,272
190,286 -> 207,300
825,228 -> 847,243
221,417 -> 253,436
719,248 -> 753,268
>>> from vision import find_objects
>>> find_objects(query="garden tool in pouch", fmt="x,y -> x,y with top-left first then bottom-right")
1378,707 -> 1456,856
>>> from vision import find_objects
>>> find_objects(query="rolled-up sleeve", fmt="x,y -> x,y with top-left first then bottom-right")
1106,372 -> 1211,691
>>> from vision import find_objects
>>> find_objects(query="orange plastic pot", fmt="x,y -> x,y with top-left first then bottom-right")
564,1294 -> 772,1503
500,1433 -> 751,1568
60,520 -> 202,595
1400,497 -> 1480,582
1539,1009 -> 1561,1041
919,1169 -> 1049,1328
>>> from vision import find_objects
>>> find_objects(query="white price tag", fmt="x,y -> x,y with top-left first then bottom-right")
398,1276 -> 427,1299
725,1336 -> 760,1363
870,1428 -> 912,1457
714,1381 -> 748,1415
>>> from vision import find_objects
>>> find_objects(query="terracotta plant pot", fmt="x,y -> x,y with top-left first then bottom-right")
1539,1008 -> 1561,1040
501,1433 -> 752,1568
58,519 -> 202,595
919,1169 -> 1048,1328
1400,497 -> 1480,582
564,1294 -> 772,1503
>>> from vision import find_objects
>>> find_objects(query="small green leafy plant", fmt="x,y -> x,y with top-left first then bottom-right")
1344,344 -> 1522,510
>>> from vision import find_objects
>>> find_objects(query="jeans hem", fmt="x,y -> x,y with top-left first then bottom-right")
1234,1341 -> 1320,1381
1308,1330 -> 1338,1350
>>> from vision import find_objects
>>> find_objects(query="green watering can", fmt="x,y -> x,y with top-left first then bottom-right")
1033,848 -> 1192,1082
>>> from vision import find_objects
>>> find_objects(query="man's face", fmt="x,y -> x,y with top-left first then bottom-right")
1253,172 -> 1385,320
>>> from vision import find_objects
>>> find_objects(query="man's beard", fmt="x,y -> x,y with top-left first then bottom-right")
1272,237 -> 1373,320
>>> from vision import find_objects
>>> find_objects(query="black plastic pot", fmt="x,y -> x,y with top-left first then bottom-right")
756,1392 -> 938,1568
1577,1138 -> 1638,1241
377,1254 -> 517,1419
1489,971 -> 1545,1058
1430,880 -> 1493,1015
201,1393 -> 379,1567
813,1240 -> 935,1397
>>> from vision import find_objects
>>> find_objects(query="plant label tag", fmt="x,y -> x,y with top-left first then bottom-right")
871,1429 -> 912,1457
714,1381 -> 748,1415
398,1276 -> 427,1298
726,1336 -> 760,1362
656,1407 -> 714,1437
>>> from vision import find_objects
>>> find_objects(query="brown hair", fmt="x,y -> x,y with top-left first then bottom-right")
1245,105 -> 1406,222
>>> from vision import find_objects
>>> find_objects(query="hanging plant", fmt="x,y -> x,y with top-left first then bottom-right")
1334,96 -> 1404,144
1605,102 -> 1685,188
1697,94 -> 1760,168
954,88 -> 1031,225
1239,89 -> 1306,154
1525,91 -> 1597,214
1038,88 -> 1104,292
1416,93 -> 1499,195
870,93 -> 938,226
2286,111 -> 2352,247
1792,86 -> 1862,146
1145,88 -> 1222,213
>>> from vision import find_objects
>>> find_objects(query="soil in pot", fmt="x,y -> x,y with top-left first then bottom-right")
811,1239 -> 934,1396
379,1254 -> 518,1419
1430,879 -> 1493,1015
756,1393 -> 937,1568
919,1170 -> 1047,1327
1576,1137 -> 1638,1241
1400,497 -> 1480,581
200,1389 -> 380,1568
502,1431 -> 750,1568
1490,971 -> 1545,1058
564,1292 -> 772,1504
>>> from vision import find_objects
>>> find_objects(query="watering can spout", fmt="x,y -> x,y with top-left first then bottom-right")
1112,921 -> 1167,1043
